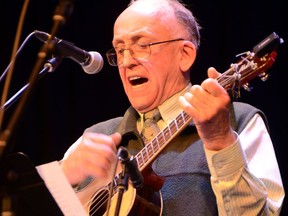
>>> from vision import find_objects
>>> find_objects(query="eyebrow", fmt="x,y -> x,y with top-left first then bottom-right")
112,30 -> 153,45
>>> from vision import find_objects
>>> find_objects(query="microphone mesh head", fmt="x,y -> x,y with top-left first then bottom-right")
83,51 -> 104,74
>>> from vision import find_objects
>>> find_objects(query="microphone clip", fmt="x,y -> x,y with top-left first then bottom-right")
117,146 -> 143,189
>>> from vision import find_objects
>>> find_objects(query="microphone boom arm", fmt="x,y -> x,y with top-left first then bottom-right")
0,56 -> 63,111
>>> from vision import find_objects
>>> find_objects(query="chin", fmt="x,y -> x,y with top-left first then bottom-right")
130,101 -> 148,112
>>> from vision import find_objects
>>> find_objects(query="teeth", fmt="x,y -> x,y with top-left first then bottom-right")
128,76 -> 148,86
129,76 -> 141,81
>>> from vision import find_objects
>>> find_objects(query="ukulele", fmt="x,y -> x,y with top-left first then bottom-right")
76,32 -> 283,216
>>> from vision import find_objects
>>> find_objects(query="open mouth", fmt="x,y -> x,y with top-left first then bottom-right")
129,77 -> 148,86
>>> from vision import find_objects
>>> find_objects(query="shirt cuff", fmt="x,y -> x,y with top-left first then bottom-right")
204,131 -> 247,178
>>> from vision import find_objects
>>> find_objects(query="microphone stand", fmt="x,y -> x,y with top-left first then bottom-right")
0,1 -> 74,214
0,56 -> 63,111
0,0 -> 74,161
114,162 -> 129,216
0,56 -> 64,216
112,146 -> 143,216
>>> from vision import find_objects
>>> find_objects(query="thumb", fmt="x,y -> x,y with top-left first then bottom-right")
111,132 -> 122,147
207,67 -> 221,79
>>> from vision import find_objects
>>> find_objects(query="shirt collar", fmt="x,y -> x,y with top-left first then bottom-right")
137,83 -> 192,127
158,83 -> 192,124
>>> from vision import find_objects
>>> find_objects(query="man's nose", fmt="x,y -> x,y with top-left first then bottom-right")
121,49 -> 135,66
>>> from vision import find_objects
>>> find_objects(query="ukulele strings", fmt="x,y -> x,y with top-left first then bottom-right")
88,155 -> 120,215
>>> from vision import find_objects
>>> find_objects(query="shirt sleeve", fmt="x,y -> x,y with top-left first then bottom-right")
204,113 -> 285,215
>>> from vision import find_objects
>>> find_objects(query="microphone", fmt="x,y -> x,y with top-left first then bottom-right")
34,30 -> 104,74
118,146 -> 144,189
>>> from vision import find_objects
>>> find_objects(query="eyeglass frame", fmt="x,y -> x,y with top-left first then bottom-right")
106,38 -> 184,66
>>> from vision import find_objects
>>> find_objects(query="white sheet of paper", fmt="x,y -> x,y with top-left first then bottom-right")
36,161 -> 86,216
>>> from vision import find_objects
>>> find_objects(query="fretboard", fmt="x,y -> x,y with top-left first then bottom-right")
135,111 -> 192,171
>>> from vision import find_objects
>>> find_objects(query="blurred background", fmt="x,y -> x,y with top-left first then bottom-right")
0,0 -> 287,214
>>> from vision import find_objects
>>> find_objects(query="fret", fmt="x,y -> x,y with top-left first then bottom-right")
157,131 -> 165,148
177,113 -> 185,128
163,127 -> 170,141
183,112 -> 191,122
151,138 -> 159,152
167,123 -> 173,138
140,152 -> 145,166
138,151 -> 144,168
174,117 -> 179,130
156,136 -> 160,149
147,143 -> 154,157
142,146 -> 149,162
169,120 -> 178,135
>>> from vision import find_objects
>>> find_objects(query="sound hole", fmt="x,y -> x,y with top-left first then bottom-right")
88,188 -> 109,216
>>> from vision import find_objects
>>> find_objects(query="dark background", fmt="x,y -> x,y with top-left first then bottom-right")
0,0 -> 287,214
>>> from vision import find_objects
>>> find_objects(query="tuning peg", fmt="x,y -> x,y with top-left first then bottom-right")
259,72 -> 269,81
242,83 -> 253,91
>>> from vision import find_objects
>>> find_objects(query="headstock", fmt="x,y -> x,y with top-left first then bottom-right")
217,32 -> 284,95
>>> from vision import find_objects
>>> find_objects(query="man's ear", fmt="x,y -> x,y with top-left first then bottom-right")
179,41 -> 196,72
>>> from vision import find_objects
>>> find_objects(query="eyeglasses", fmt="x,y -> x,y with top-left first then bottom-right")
106,38 -> 184,66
